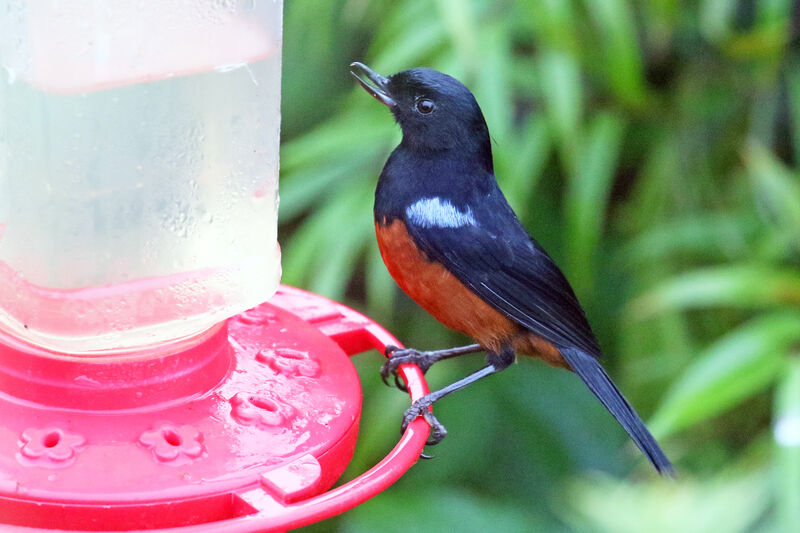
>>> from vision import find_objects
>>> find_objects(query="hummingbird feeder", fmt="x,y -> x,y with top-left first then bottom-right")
0,2 -> 429,531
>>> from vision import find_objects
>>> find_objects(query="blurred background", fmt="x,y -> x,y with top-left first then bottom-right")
279,1 -> 800,531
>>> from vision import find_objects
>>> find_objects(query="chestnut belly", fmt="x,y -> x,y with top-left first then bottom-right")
374,219 -> 565,368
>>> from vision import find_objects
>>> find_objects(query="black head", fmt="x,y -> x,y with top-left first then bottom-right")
350,63 -> 492,166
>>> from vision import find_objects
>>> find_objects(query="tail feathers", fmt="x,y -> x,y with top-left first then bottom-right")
560,347 -> 675,477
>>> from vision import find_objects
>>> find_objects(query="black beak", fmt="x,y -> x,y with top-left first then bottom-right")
349,62 -> 395,108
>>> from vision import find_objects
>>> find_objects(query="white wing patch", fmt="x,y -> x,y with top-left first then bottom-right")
406,197 -> 477,229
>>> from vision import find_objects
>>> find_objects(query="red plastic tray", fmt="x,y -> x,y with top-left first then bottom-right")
0,285 -> 430,532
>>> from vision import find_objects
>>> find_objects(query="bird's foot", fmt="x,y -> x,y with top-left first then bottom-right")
382,345 -> 439,392
401,395 -> 448,447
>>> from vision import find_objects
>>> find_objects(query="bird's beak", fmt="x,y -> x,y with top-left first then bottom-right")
349,62 -> 396,108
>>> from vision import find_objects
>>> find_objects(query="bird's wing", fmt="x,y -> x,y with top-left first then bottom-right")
401,193 -> 675,475
404,207 -> 602,358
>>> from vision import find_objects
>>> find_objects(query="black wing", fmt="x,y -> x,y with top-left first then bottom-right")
404,196 -> 602,358
402,188 -> 676,476
402,190 -> 676,475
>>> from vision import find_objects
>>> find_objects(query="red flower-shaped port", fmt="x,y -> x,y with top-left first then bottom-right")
138,423 -> 205,465
256,348 -> 320,378
230,392 -> 294,429
18,427 -> 86,468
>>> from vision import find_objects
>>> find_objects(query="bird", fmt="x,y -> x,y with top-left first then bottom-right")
349,61 -> 674,476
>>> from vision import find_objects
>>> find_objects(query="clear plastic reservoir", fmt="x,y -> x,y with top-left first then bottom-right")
0,1 -> 282,353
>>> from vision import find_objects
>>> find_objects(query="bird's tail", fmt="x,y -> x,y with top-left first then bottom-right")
560,346 -> 675,477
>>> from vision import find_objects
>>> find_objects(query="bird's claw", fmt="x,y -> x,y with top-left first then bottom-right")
381,346 -> 435,392
393,373 -> 408,393
380,345 -> 410,390
384,345 -> 401,357
401,397 -> 448,447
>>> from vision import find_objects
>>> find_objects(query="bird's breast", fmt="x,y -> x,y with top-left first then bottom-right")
374,218 -> 567,367
375,218 -> 517,353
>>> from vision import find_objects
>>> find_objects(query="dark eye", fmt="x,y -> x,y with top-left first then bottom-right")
415,98 -> 435,114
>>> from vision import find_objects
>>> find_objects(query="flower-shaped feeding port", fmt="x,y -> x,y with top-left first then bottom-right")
138,423 -> 205,465
230,392 -> 294,430
237,306 -> 278,326
18,427 -> 86,468
257,347 -> 321,378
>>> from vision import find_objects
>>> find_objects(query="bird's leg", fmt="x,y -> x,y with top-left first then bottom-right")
402,347 -> 515,447
382,343 -> 483,391
402,365 -> 499,446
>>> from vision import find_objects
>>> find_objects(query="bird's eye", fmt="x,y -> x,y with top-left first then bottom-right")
415,98 -> 435,115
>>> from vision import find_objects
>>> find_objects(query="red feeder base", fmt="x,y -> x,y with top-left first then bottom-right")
0,286 -> 431,532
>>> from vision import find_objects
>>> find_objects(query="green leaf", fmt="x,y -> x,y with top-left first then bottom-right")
632,265 -> 800,316
281,182 -> 373,300
434,0 -> 480,74
789,59 -> 800,164
523,0 -> 581,52
365,245 -> 396,321
538,49 -> 584,173
368,0 -> 447,71
564,112 -> 625,293
622,213 -> 758,265
472,23 -> 514,145
309,206 -> 373,300
278,158 -> 358,222
583,0 -> 647,106
774,356 -> 800,533
650,312 -> 800,437
496,115 -> 551,215
563,470 -> 769,533
279,109 -> 396,221
341,486 -> 550,533
699,0 -> 737,44
281,110 -> 395,170
640,0 -> 680,50
744,141 -> 800,237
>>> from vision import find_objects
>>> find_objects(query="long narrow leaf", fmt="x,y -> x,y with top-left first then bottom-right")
496,116 -> 552,215
434,0 -> 479,74
650,312 -> 800,437
583,0 -> 647,106
538,49 -> 584,174
564,470 -> 769,533
622,213 -> 758,265
565,112 -> 625,293
789,59 -> 800,164
369,0 -> 446,71
775,356 -> 800,533
745,141 -> 800,236
633,265 -> 800,316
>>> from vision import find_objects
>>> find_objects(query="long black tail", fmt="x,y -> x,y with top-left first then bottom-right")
560,346 -> 675,477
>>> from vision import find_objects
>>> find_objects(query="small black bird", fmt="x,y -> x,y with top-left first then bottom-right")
350,62 -> 674,476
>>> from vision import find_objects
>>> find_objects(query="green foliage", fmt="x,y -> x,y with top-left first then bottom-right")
774,357 -> 800,533
562,470 -> 770,533
650,313 -> 800,438
281,0 -> 800,531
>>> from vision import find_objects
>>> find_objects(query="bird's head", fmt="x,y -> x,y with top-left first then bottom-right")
350,63 -> 492,162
